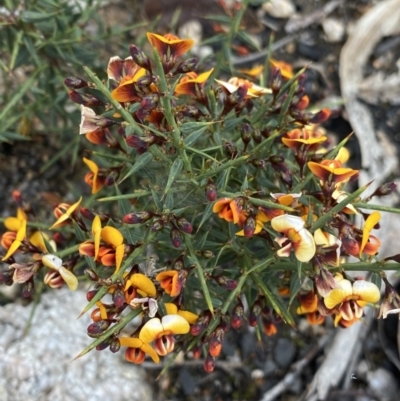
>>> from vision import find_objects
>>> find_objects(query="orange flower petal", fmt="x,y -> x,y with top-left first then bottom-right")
129,273 -> 156,297
212,198 -> 231,213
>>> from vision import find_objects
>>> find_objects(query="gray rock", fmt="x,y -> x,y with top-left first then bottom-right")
366,368 -> 398,401
0,288 -> 152,401
273,338 -> 296,370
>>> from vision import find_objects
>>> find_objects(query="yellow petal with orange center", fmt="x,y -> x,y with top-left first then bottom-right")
352,280 -> 380,303
129,273 -> 156,297
139,317 -> 164,343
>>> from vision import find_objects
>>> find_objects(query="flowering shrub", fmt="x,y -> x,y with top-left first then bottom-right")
2,29 -> 400,373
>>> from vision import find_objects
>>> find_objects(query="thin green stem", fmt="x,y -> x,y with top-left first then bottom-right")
196,155 -> 249,180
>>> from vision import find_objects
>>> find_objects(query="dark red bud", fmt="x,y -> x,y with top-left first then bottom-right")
87,320 -> 111,337
109,338 -> 121,353
176,217 -> 193,234
125,135 -> 148,151
204,353 -> 216,372
231,302 -> 244,329
209,327 -> 225,357
214,275 -> 238,291
80,207 -> 95,221
64,77 -> 88,89
373,182 -> 397,197
129,45 -> 152,71
104,170 -> 119,186
0,268 -> 14,284
96,338 -> 112,351
170,227 -> 183,248
112,288 -> 126,308
123,211 -> 153,224
86,289 -> 98,301
68,90 -> 103,106
205,180 -> 217,201
243,216 -> 256,238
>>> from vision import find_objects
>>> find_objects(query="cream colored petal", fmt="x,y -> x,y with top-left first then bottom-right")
314,229 -> 329,246
59,266 -> 78,291
352,280 -> 380,303
294,229 -> 316,262
161,314 -> 190,335
42,254 -> 63,271
271,214 -> 305,233
139,318 -> 163,343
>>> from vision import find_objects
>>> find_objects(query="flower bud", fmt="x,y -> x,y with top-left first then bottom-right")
86,289 -> 98,302
201,250 -> 215,259
170,227 -> 183,248
0,267 -> 14,285
112,287 -> 126,308
136,75 -> 155,90
176,217 -> 193,234
204,353 -> 216,373
205,180 -> 217,201
109,338 -> 121,353
190,312 -> 211,336
240,123 -> 252,146
192,344 -> 202,359
140,93 -> 160,110
249,300 -> 262,327
252,159 -> 267,169
68,91 -> 103,107
84,268 -> 99,281
175,57 -> 198,74
104,170 -> 119,187
224,141 -> 238,158
96,338 -> 112,351
231,301 -> 244,329
243,216 -> 256,238
372,182 -> 397,197
252,129 -> 262,143
309,108 -> 331,124
213,275 -> 238,291
209,326 -> 225,357
173,256 -> 185,271
87,320 -> 111,338
64,77 -> 88,89
123,211 -> 153,224
129,44 -> 152,71
270,67 -> 282,94
22,280 -> 34,298
151,219 -> 164,232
